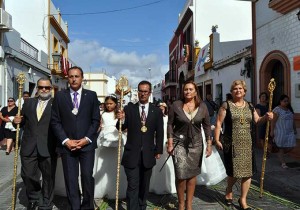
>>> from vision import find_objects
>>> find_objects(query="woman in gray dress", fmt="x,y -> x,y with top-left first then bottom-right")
167,81 -> 212,210
214,80 -> 273,210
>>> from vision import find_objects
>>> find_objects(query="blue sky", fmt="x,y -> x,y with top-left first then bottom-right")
51,0 -> 186,87
52,0 -> 251,87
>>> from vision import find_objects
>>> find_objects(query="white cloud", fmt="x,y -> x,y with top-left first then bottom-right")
69,39 -> 165,87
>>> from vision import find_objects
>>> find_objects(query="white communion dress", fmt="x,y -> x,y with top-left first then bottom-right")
149,116 -> 177,194
55,111 -> 128,199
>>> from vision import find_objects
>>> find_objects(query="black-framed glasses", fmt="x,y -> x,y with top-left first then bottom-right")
138,90 -> 150,94
37,86 -> 52,90
7,100 -> 14,102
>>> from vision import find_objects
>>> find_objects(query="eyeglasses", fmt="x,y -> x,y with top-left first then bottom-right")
7,100 -> 14,102
138,90 -> 150,94
37,86 -> 52,90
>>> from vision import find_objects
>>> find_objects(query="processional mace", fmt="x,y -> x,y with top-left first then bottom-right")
259,78 -> 276,198
115,76 -> 131,210
11,72 -> 26,210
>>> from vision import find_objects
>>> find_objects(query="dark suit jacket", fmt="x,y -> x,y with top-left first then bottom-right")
120,102 -> 164,168
20,98 -> 56,157
51,88 -> 100,154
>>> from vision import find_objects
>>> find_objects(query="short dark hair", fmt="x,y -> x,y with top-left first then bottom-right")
138,80 -> 152,92
23,91 -> 30,96
68,66 -> 84,77
37,77 -> 52,86
259,92 -> 269,100
8,97 -> 15,102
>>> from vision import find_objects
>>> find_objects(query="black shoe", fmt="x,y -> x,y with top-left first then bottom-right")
27,201 -> 38,210
225,198 -> 233,206
238,198 -> 252,210
5,151 -> 9,155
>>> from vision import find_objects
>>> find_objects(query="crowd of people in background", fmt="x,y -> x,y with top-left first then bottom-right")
0,69 -> 298,210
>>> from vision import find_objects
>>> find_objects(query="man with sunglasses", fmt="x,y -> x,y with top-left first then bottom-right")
51,66 -> 100,210
14,78 -> 57,210
117,80 -> 164,210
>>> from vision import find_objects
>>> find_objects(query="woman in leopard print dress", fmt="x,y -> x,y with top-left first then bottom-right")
214,80 -> 273,210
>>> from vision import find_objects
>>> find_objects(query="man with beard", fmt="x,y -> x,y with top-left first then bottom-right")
14,77 -> 57,210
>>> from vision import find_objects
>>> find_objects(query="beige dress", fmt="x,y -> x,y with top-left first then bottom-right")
223,101 -> 255,178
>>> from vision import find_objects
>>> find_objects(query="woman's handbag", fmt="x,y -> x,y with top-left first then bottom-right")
220,133 -> 232,153
197,131 -> 227,186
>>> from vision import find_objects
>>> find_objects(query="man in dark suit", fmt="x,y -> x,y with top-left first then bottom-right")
14,78 -> 57,210
117,80 -> 164,210
51,66 -> 100,210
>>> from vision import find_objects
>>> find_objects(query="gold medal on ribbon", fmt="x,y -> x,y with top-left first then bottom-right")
141,125 -> 147,132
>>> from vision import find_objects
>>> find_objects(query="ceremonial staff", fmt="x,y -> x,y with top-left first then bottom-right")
259,78 -> 276,198
159,134 -> 183,172
11,72 -> 26,210
115,76 -> 130,210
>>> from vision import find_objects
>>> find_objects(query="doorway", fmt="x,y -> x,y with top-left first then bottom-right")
271,61 -> 284,107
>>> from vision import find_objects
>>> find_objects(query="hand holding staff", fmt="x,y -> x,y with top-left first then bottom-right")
259,78 -> 276,198
159,134 -> 184,172
11,72 -> 26,210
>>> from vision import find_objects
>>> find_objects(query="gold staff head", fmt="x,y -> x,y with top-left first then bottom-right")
115,76 -> 131,96
268,78 -> 276,93
16,72 -> 26,85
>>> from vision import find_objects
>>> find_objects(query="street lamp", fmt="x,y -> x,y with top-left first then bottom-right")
148,68 -> 151,83
148,68 -> 153,102
52,52 -> 61,63
50,51 -> 61,71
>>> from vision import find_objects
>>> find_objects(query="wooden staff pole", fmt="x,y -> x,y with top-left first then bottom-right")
115,76 -> 130,210
259,78 -> 276,198
11,72 -> 26,210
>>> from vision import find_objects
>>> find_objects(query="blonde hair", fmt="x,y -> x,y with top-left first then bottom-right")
230,80 -> 247,93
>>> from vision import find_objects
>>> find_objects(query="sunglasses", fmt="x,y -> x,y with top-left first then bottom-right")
7,100 -> 14,102
37,86 -> 52,90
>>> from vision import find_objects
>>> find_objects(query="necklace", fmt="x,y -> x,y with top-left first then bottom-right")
234,100 -> 245,107
186,106 -> 196,124
232,101 -> 245,124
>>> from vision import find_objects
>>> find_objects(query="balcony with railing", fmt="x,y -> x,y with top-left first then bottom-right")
269,0 -> 300,14
164,71 -> 177,89
20,38 -> 38,61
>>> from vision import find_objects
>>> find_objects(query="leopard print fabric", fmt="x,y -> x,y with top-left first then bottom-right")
228,101 -> 253,178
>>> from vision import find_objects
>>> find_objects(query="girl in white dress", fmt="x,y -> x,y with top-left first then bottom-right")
94,95 -> 127,198
150,102 -> 177,194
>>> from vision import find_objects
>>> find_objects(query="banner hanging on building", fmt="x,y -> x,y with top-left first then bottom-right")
194,43 -> 209,77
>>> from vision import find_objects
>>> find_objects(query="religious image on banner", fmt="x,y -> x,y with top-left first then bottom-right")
194,44 -> 209,77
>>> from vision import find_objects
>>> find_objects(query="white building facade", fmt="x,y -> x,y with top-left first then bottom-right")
2,0 -> 72,105
254,0 -> 300,137
194,31 -> 252,103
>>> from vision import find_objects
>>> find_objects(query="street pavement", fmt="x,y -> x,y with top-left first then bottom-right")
1,147 -> 300,210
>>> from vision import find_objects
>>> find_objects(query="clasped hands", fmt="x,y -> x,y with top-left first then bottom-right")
65,139 -> 88,151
